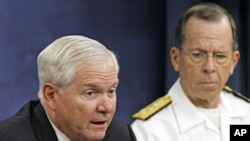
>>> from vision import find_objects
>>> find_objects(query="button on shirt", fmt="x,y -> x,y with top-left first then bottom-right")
131,79 -> 250,141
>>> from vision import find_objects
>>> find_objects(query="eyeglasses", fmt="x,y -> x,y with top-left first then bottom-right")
181,49 -> 232,66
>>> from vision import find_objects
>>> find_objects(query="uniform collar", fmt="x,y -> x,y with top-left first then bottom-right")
220,91 -> 249,118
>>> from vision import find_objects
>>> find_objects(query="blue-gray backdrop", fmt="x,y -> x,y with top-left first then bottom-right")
0,0 -> 249,124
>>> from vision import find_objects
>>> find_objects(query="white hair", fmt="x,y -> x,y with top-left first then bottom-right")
37,35 -> 119,101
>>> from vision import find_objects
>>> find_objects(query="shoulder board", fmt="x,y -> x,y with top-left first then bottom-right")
223,86 -> 250,103
132,96 -> 172,120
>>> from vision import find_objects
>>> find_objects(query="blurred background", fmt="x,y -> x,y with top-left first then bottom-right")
0,0 -> 249,124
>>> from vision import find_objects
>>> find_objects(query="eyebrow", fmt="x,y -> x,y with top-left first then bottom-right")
82,82 -> 119,88
190,48 -> 229,53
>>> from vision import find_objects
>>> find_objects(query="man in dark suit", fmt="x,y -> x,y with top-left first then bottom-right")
0,35 -> 137,141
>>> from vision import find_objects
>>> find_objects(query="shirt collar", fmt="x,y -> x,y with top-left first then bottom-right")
168,79 -> 216,133
46,114 -> 71,141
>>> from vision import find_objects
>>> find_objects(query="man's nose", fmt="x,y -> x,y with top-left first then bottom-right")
202,55 -> 217,73
96,96 -> 115,113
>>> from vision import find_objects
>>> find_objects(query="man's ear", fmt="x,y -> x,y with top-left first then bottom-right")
43,83 -> 57,110
170,47 -> 180,72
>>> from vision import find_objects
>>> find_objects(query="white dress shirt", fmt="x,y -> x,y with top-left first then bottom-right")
47,115 -> 71,141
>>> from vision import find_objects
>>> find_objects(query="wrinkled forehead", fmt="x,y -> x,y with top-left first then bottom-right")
73,60 -> 119,85
76,56 -> 118,74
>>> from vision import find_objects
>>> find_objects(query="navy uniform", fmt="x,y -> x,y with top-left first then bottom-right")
131,79 -> 250,141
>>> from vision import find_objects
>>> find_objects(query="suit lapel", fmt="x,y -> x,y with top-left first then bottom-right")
31,102 -> 58,141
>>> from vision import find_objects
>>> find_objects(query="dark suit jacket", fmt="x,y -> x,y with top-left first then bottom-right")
0,100 -> 137,141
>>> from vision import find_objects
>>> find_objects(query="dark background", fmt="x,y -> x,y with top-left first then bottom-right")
0,0 -> 249,124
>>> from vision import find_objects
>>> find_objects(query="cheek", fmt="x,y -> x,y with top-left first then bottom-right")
73,99 -> 96,117
112,98 -> 117,112
179,68 -> 197,85
179,62 -> 201,90
56,95 -> 92,120
63,102 -> 95,129
55,97 -> 76,118
218,67 -> 232,82
179,60 -> 197,77
112,95 -> 117,104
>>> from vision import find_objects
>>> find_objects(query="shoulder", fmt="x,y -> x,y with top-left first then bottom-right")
104,118 -> 136,141
0,100 -> 40,140
132,95 -> 172,121
223,86 -> 250,103
0,100 -> 38,128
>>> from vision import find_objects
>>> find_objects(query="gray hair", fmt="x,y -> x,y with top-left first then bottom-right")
37,35 -> 119,100
174,2 -> 238,50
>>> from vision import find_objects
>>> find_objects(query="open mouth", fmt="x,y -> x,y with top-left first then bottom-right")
91,121 -> 106,125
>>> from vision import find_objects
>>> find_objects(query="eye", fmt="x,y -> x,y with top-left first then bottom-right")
190,51 -> 204,58
214,53 -> 228,59
84,90 -> 97,98
108,89 -> 115,94
108,88 -> 116,97
86,91 -> 93,96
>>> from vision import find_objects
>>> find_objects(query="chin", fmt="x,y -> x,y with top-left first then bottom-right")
89,131 -> 106,140
90,136 -> 105,141
199,91 -> 220,100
